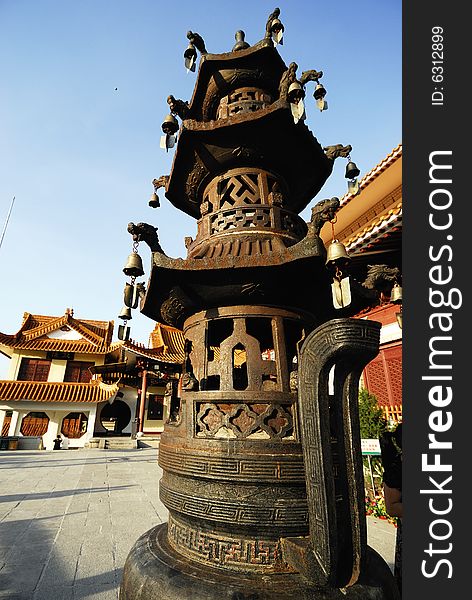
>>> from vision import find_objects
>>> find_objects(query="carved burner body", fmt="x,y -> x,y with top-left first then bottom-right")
120,32 -> 398,600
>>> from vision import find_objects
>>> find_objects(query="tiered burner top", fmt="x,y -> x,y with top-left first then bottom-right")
187,167 -> 307,259
164,41 -> 332,218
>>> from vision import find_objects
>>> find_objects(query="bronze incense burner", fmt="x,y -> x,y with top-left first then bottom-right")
120,10 -> 398,599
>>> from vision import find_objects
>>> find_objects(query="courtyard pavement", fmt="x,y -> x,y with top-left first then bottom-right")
0,448 -> 396,599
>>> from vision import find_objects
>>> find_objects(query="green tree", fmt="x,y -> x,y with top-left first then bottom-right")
358,387 -> 388,497
358,387 -> 388,439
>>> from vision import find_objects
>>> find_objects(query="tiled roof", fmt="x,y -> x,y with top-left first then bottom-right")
110,323 -> 187,365
340,143 -> 402,208
0,336 -> 122,354
0,310 -> 116,354
345,203 -> 402,253
123,340 -> 185,365
148,323 -> 185,355
0,378 -> 119,403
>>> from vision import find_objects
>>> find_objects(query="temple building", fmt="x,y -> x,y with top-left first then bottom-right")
0,309 -> 184,449
320,143 -> 402,423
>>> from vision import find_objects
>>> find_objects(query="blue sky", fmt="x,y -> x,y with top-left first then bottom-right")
0,0 -> 401,376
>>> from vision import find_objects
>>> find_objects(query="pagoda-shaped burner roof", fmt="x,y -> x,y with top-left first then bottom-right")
165,39 -> 333,218
185,39 -> 286,122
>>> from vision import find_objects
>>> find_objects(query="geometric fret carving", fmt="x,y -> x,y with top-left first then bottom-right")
160,484 -> 308,529
158,446 -> 305,482
167,515 -> 291,570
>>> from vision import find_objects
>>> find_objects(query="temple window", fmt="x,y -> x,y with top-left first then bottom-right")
61,412 -> 88,438
64,361 -> 94,383
20,412 -> 49,436
1,411 -> 12,436
17,358 -> 51,382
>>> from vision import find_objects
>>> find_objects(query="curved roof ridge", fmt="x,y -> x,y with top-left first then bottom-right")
22,315 -> 70,341
68,316 -> 105,345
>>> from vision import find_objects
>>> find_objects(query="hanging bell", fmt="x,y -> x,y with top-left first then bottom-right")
123,252 -> 144,277
149,191 -> 160,208
313,83 -> 328,111
270,18 -> 284,45
118,306 -> 132,321
124,282 -> 140,309
326,239 -> 350,266
345,160 -> 360,180
287,81 -> 305,104
160,114 -> 178,153
161,114 -> 179,136
390,283 -> 403,304
184,42 -> 197,72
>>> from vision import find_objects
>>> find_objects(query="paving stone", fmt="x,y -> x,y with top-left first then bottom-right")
0,447 -> 397,599
33,585 -> 74,600
76,554 -> 116,585
0,559 -> 45,593
72,581 -> 119,600
366,516 -> 397,571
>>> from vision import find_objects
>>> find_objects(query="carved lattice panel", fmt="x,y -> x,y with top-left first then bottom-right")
386,346 -> 403,404
211,208 -> 271,233
217,88 -> 272,119
196,402 -> 294,440
363,344 -> 402,407
218,174 -> 260,208
363,359 -> 389,404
